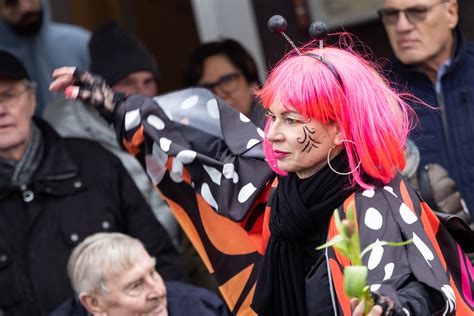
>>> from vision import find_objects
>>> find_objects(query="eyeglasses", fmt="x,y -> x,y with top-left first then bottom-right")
378,1 -> 447,25
0,87 -> 31,106
201,72 -> 242,95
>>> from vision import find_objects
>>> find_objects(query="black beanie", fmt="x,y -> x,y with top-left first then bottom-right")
89,22 -> 158,86
0,50 -> 30,80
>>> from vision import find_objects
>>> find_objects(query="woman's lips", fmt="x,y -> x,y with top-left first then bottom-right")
273,150 -> 289,159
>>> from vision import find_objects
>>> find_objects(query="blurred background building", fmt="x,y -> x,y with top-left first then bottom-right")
49,0 -> 474,93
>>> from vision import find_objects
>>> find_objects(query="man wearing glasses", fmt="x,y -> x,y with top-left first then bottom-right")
380,0 -> 474,218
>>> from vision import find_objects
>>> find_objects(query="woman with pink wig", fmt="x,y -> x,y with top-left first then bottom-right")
50,42 -> 472,316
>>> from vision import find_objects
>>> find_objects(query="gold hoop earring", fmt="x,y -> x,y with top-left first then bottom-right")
327,139 -> 361,176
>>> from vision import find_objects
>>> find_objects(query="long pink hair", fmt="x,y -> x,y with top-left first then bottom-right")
258,41 -> 415,189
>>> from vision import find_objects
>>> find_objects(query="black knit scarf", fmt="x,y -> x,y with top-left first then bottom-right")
251,154 -> 353,316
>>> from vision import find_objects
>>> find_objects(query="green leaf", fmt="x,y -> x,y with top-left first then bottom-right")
334,208 -> 343,233
360,239 -> 412,259
316,234 -> 344,250
346,202 -> 355,221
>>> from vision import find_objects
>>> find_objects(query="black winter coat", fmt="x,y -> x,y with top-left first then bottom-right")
0,119 -> 183,316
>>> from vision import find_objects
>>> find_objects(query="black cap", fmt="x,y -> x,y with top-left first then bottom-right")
0,50 -> 30,80
89,21 -> 158,86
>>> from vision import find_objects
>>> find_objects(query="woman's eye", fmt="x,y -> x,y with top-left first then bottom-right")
265,112 -> 276,121
285,117 -> 299,124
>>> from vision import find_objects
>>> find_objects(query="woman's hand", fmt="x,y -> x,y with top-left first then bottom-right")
49,67 -> 119,121
351,293 -> 397,316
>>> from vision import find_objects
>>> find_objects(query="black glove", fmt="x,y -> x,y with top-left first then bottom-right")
69,69 -> 125,123
370,292 -> 405,316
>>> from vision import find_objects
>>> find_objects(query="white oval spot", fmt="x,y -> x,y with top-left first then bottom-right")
368,241 -> 384,270
362,189 -> 375,198
206,98 -> 220,119
257,128 -> 265,138
176,150 -> 197,164
247,138 -> 260,149
399,203 -> 418,224
181,95 -> 199,109
233,172 -> 239,184
384,186 -> 397,197
147,115 -> 165,130
364,207 -> 383,230
159,138 -> 172,152
240,113 -> 251,123
238,183 -> 257,203
370,284 -> 381,292
413,233 -> 434,261
124,109 -> 141,131
201,183 -> 218,210
203,165 -> 221,185
383,262 -> 394,280
223,163 -> 235,179
170,160 -> 183,183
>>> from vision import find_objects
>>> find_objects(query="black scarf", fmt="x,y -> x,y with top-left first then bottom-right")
251,154 -> 353,316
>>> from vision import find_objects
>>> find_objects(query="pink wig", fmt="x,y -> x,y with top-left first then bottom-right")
258,41 -> 415,189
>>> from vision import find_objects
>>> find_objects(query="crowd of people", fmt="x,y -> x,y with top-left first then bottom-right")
0,0 -> 473,315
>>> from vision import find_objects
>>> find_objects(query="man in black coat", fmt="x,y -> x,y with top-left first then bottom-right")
0,50 -> 184,315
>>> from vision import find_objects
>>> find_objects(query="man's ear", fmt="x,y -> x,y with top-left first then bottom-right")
79,293 -> 106,316
446,0 -> 459,30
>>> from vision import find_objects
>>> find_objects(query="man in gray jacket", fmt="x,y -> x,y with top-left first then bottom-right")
44,22 -> 180,245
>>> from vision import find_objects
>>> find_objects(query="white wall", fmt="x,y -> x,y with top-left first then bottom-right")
191,0 -> 267,81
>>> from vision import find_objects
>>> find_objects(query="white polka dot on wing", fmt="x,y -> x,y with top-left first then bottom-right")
203,165 -> 222,185
362,188 -> 375,198
364,207 -> 383,230
247,139 -> 260,149
206,98 -> 220,119
368,240 -> 384,270
222,163 -> 235,179
399,203 -> 418,224
402,307 -> 411,316
238,183 -> 257,203
159,137 -> 172,152
124,109 -> 141,131
383,262 -> 394,280
176,150 -> 197,164
383,186 -> 397,197
240,113 -> 251,123
413,233 -> 434,262
170,159 -> 183,183
147,115 -> 165,130
201,183 -> 218,211
370,284 -> 381,292
233,172 -> 239,184
441,285 -> 456,313
257,128 -> 265,138
181,95 -> 199,109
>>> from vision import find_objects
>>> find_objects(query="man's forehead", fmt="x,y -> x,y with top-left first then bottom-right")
383,0 -> 434,8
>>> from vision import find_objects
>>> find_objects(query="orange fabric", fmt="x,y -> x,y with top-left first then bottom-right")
122,125 -> 144,155
329,258 -> 351,315
219,264 -> 257,315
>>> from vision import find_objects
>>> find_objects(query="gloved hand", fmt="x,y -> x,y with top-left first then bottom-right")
350,292 -> 404,316
49,67 -> 124,122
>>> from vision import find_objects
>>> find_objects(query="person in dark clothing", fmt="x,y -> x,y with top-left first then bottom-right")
0,50 -> 183,316
379,0 -> 474,217
50,232 -> 229,316
183,39 -> 266,128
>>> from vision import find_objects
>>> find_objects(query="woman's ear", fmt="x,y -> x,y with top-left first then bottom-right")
332,122 -> 344,146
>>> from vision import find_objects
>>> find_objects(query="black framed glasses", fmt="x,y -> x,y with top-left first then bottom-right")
200,72 -> 242,95
378,1 -> 447,25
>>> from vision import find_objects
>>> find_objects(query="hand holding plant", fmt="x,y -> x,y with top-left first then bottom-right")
317,203 -> 412,315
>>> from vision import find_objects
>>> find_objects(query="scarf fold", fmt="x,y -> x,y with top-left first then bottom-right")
0,122 -> 44,188
251,154 -> 353,316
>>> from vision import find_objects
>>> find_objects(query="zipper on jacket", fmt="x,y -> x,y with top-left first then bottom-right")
461,89 -> 474,148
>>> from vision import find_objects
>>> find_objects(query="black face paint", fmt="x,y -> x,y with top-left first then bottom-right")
297,125 -> 321,153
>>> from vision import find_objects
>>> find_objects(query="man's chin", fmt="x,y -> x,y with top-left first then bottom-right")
7,10 -> 43,36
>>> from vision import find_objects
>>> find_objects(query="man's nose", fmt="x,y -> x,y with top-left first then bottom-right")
395,11 -> 414,32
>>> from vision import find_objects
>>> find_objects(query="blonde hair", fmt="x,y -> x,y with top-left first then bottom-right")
67,232 -> 146,296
